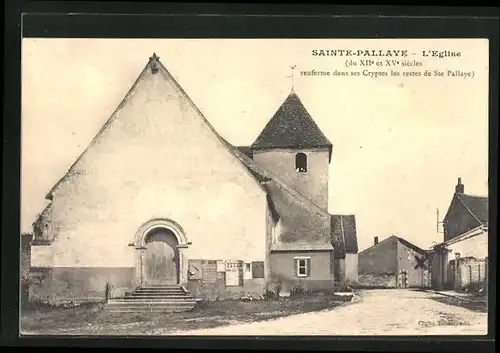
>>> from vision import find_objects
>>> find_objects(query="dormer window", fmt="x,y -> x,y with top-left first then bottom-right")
295,152 -> 307,172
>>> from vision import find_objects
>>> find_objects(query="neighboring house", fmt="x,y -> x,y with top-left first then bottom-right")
430,178 -> 488,290
28,54 -> 358,304
358,235 -> 430,288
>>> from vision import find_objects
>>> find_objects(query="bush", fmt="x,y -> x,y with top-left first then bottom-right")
264,289 -> 280,300
290,285 -> 312,298
460,281 -> 486,296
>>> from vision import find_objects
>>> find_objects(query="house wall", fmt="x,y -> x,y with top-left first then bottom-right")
357,237 -> 398,288
269,251 -> 334,294
396,241 -> 425,288
252,148 -> 330,210
333,258 -> 346,291
358,237 -> 397,274
31,64 -> 268,303
185,259 -> 266,301
345,253 -> 359,285
447,230 -> 488,259
444,196 -> 482,241
31,245 -> 54,268
431,231 -> 487,290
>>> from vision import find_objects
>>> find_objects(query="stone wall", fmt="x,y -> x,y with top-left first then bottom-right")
357,273 -> 397,288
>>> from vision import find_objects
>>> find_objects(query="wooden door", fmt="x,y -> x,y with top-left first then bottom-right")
447,260 -> 455,290
143,230 -> 178,285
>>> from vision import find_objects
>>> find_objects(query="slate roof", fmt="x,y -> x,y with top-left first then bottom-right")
330,215 -> 346,258
341,215 -> 358,254
229,142 -> 333,252
457,193 -> 488,226
251,92 -> 332,155
331,215 -> 359,258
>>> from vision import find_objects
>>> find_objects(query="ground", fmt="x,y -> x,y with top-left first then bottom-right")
171,289 -> 488,336
21,292 -> 352,336
21,289 -> 487,336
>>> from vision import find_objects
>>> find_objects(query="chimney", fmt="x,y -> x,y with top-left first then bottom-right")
455,177 -> 464,194
374,236 -> 379,245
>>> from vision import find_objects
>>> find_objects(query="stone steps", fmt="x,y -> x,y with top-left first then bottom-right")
131,290 -> 187,295
111,296 -> 194,301
105,285 -> 197,313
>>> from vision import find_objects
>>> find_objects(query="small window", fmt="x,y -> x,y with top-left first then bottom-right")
245,263 -> 251,272
295,257 -> 311,278
252,261 -> 265,278
295,153 -> 307,173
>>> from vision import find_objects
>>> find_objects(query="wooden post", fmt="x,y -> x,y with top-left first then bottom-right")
485,257 -> 488,290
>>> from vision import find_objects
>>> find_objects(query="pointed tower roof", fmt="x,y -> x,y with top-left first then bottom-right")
251,92 -> 333,156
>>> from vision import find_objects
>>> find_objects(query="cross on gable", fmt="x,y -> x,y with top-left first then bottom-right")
149,53 -> 160,74
287,65 -> 297,92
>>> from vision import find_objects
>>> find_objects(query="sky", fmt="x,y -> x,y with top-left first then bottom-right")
21,38 -> 489,252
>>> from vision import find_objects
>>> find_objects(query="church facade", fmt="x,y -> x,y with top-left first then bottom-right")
28,54 -> 358,303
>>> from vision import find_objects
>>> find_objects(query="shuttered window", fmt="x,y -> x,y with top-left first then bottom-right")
252,261 -> 265,278
295,257 -> 311,278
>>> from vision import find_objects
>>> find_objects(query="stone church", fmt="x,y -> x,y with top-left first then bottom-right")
28,54 -> 358,304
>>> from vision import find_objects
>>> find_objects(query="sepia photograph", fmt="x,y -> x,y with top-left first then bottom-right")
19,38 -> 489,336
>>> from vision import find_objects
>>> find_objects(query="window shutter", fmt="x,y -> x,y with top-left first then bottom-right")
294,259 -> 298,277
252,261 -> 265,279
307,259 -> 311,277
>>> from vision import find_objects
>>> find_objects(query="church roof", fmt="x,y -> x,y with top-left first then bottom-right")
229,141 -> 333,251
251,92 -> 333,155
44,53 -> 267,200
456,193 -> 488,226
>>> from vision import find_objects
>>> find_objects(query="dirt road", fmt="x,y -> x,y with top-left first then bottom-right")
170,289 -> 488,336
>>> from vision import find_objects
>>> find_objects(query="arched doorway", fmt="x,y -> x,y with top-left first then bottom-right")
143,228 -> 179,285
130,218 -> 191,287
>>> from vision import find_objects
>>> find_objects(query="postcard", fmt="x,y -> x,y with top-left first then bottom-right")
20,38 -> 489,336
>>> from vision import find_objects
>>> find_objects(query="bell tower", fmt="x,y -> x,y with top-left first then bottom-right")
249,91 -> 332,211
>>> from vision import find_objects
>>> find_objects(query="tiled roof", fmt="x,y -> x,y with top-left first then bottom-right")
457,193 -> 488,225
251,92 -> 332,152
396,236 -> 427,255
359,235 -> 426,257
